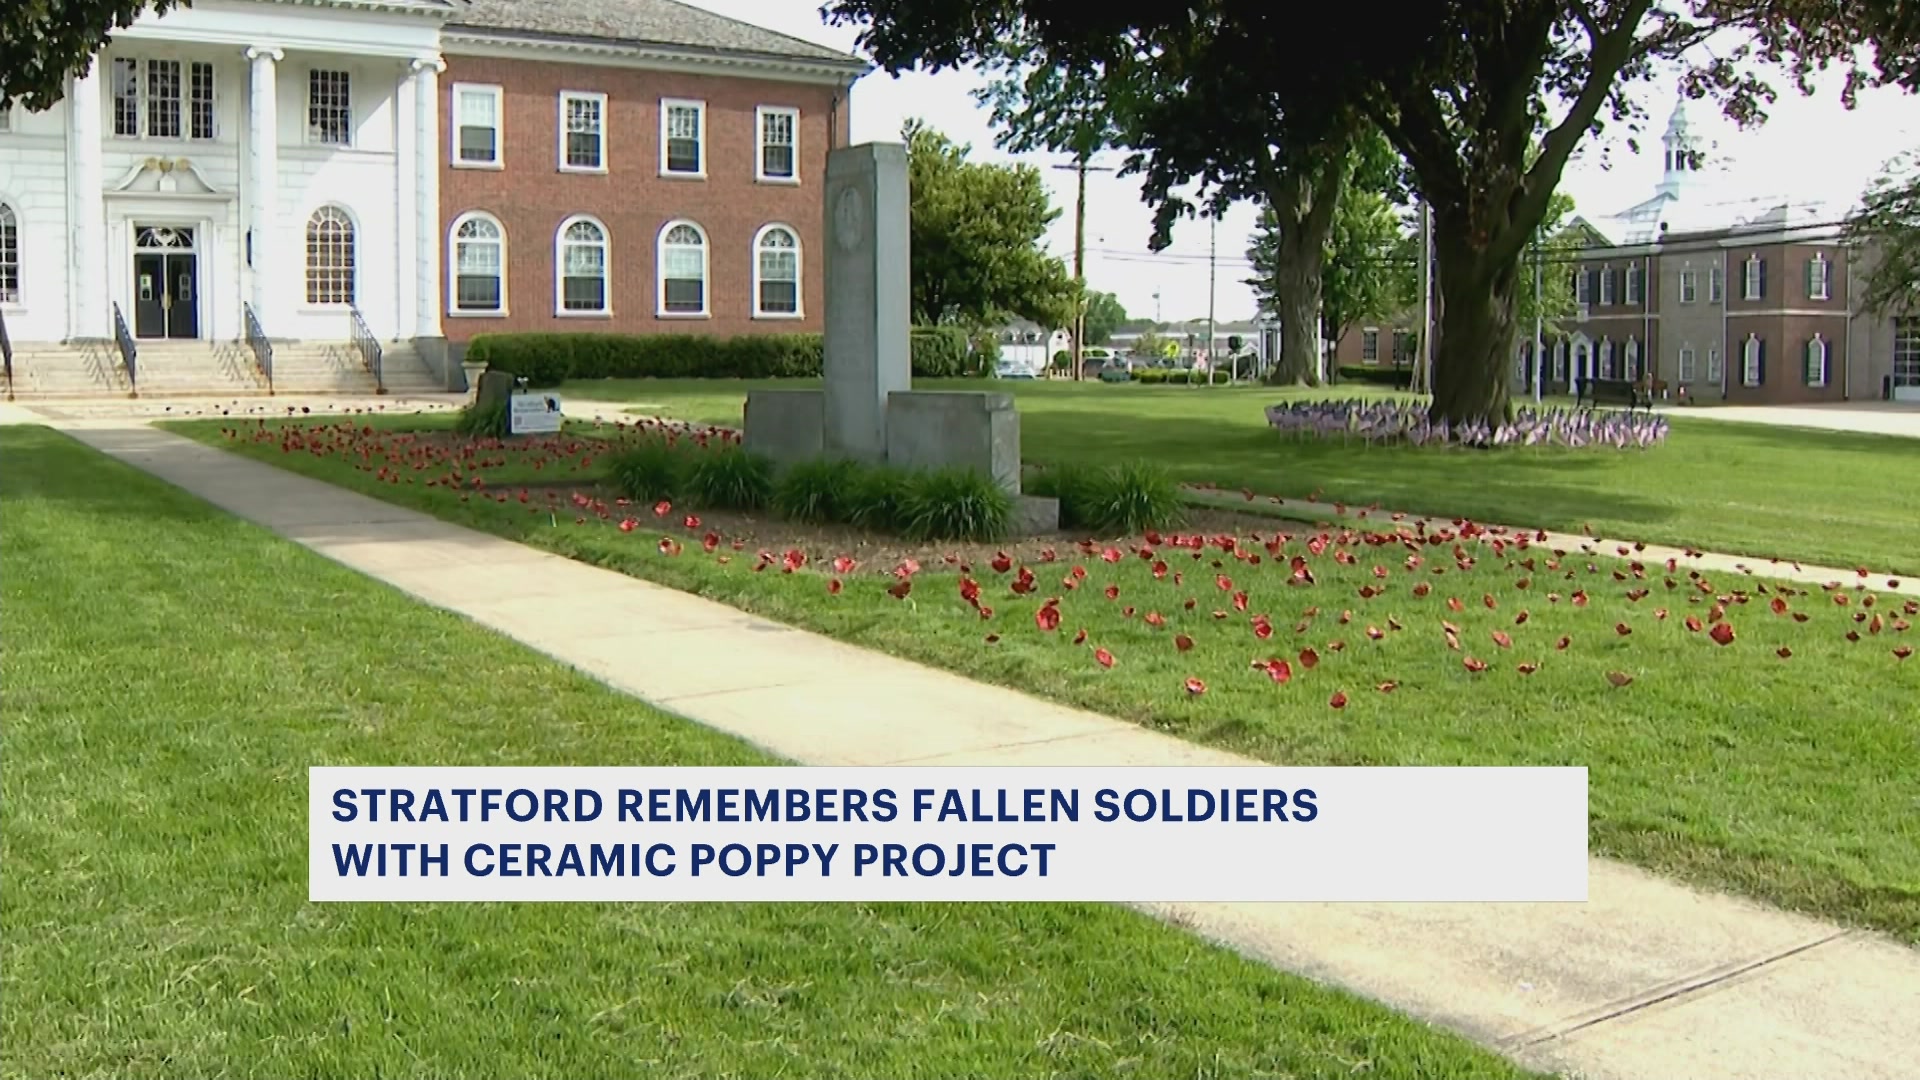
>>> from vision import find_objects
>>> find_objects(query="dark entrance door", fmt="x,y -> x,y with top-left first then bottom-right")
132,226 -> 199,339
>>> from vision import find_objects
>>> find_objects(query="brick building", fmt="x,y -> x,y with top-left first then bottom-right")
1332,96 -> 1917,404
0,0 -> 868,394
437,0 -> 867,360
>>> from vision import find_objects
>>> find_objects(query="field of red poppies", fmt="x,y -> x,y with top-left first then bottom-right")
178,415 -> 1920,942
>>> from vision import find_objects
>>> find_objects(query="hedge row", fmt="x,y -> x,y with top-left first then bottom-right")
465,328 -> 984,386
1133,368 -> 1235,386
1336,365 -> 1415,387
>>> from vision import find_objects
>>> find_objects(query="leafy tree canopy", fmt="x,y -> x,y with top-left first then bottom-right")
2,0 -> 179,111
1081,290 -> 1128,345
1846,150 -> 1920,315
904,119 -> 1077,328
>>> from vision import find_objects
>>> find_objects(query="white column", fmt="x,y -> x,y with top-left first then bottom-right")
245,46 -> 282,327
410,57 -> 444,339
68,59 -> 107,340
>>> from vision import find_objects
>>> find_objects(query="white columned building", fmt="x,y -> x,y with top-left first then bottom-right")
0,0 -> 453,357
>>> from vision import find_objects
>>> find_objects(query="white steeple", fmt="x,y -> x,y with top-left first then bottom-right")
1656,94 -> 1704,198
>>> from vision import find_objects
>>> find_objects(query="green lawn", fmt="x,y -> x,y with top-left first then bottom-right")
557,377 -> 1920,575
173,418 -> 1920,943
0,426 -> 1540,1080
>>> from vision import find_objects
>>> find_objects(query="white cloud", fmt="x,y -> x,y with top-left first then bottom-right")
687,1 -> 1918,325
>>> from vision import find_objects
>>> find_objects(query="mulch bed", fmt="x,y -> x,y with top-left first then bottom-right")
515,481 -> 1322,575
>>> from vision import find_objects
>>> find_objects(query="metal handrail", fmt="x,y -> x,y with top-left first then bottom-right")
349,304 -> 384,394
111,302 -> 138,397
1,304 -> 13,401
244,301 -> 274,394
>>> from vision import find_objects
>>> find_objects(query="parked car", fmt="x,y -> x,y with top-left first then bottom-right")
994,357 -> 1039,379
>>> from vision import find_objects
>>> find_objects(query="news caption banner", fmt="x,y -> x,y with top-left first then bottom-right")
313,766 -> 1587,902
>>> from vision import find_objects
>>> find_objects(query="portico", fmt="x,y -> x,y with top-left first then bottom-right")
13,0 -> 455,349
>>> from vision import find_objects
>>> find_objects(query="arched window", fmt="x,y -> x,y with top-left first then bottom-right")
1623,338 -> 1640,381
557,216 -> 608,314
450,212 -> 505,314
0,202 -> 19,304
753,225 -> 801,316
657,220 -> 707,316
1599,339 -> 1614,380
1805,335 -> 1829,388
305,205 -> 355,305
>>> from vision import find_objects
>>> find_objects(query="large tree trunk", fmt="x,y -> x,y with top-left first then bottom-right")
1428,212 -> 1525,431
1267,220 -> 1324,385
1261,149 -> 1349,386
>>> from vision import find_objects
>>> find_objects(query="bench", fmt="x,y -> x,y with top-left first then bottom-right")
1576,378 -> 1652,415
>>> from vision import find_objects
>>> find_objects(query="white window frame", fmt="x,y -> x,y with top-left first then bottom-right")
1709,265 -> 1724,303
1552,342 -> 1566,381
1599,266 -> 1615,305
555,215 -> 610,316
1625,264 -> 1642,304
448,210 -> 507,317
303,204 -> 356,307
751,222 -> 803,318
558,91 -> 607,173
1361,328 -> 1378,362
1805,335 -> 1828,387
659,98 -> 707,178
1623,338 -> 1640,380
1599,339 -> 1614,380
656,218 -> 709,318
1574,269 -> 1591,304
1678,269 -> 1697,304
105,55 -> 217,141
1707,347 -> 1723,385
0,201 -> 20,306
1678,345 -> 1696,383
307,67 -> 353,147
1743,254 -> 1763,301
1808,254 -> 1831,301
1742,335 -> 1763,387
451,83 -> 503,169
755,105 -> 800,183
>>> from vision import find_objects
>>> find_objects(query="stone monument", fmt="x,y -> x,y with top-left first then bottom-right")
743,141 -> 1054,531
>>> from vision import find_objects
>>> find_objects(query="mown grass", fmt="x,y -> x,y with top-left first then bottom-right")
173,418 -> 1920,943
554,376 -> 1920,574
0,425 -> 1542,1080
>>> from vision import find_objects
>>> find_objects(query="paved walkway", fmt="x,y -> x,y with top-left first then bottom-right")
12,411 -> 1920,1080
1672,400 -> 1920,440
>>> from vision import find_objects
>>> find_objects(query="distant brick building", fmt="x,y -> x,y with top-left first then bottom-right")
1331,95 -> 1917,403
436,0 -> 867,359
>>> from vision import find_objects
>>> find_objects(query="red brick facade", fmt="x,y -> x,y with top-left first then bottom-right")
438,53 -> 847,346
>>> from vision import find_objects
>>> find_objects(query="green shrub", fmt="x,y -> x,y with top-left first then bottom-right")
908,326 -> 976,378
453,399 -> 509,437
1337,365 -> 1415,388
894,467 -> 1012,542
1080,462 -> 1185,534
773,458 -> 862,524
684,446 -> 775,510
606,440 -> 684,502
842,467 -> 911,532
467,329 -> 987,385
1051,349 -> 1072,370
1030,461 -> 1182,535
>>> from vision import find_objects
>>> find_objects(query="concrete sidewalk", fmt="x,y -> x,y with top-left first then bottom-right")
28,418 -> 1920,1080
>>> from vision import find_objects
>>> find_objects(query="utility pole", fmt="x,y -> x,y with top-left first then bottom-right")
1052,157 -> 1115,380
1532,227 -> 1545,405
1416,200 -> 1434,395
1206,214 -> 1218,383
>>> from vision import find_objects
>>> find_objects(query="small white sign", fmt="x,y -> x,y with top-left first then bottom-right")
509,392 -> 563,435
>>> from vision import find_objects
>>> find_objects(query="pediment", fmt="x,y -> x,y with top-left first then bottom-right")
106,157 -> 231,198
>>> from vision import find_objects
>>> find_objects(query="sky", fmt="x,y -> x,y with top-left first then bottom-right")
690,1 -> 1919,324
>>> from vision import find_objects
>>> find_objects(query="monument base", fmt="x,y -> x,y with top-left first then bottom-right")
743,389 -> 825,462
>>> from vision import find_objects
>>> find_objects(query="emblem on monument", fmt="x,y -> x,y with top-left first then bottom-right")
834,186 -> 866,252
